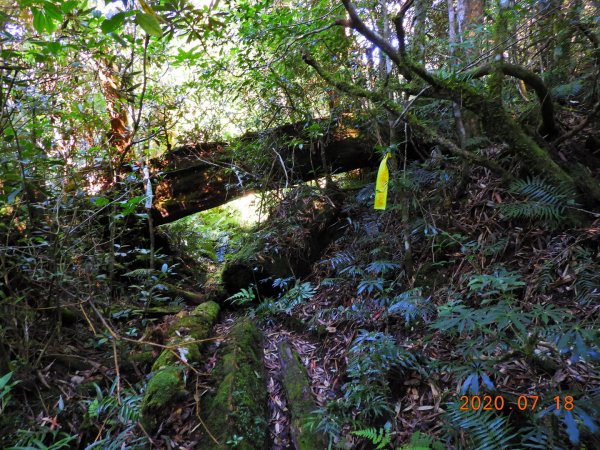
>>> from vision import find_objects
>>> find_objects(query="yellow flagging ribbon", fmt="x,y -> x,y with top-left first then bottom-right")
374,153 -> 391,210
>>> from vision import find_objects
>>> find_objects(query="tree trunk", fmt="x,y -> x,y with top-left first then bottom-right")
151,120 -> 378,225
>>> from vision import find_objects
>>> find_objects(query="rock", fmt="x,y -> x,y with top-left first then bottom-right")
203,318 -> 268,449
278,340 -> 326,450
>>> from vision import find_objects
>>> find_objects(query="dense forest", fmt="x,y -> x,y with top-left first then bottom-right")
1,0 -> 600,448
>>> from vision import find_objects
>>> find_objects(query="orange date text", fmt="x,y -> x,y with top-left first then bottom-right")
458,395 -> 575,411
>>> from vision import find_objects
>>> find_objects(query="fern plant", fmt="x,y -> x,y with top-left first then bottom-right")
81,379 -> 147,449
387,289 -> 435,325
498,177 -> 577,226
572,247 -> 600,305
398,431 -> 445,450
467,268 -> 525,302
254,281 -> 316,317
351,421 -> 392,449
226,285 -> 257,306
365,260 -> 401,275
445,403 -> 516,449
342,331 -> 417,419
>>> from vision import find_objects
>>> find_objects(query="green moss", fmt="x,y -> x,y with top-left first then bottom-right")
203,318 -> 268,450
141,366 -> 183,413
190,301 -> 220,319
151,302 -> 219,372
142,302 -> 220,430
278,341 -> 326,450
169,301 -> 220,340
151,337 -> 202,372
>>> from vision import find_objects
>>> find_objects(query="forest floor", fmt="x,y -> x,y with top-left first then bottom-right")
2,143 -> 600,449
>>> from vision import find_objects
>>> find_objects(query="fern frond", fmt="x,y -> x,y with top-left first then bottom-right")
123,268 -> 155,278
351,422 -> 392,449
499,177 -> 577,226
388,289 -> 435,325
574,268 -> 599,305
551,80 -> 583,100
322,251 -> 354,270
534,261 -> 555,294
446,403 -> 517,449
366,260 -> 401,275
226,286 -> 256,305
399,431 -> 445,450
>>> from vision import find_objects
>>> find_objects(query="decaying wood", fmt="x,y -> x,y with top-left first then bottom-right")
151,120 -> 377,225
277,340 -> 326,450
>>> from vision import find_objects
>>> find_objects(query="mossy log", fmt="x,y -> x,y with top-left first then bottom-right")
203,317 -> 268,449
277,340 -> 326,450
151,301 -> 220,372
151,120 -> 377,225
141,301 -> 220,428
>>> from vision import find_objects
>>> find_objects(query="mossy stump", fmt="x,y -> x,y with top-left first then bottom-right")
203,317 -> 268,449
278,340 -> 326,450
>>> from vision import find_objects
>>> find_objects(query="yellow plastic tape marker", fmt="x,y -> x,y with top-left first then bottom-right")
374,153 -> 391,210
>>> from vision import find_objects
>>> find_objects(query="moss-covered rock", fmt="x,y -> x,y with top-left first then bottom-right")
203,318 -> 268,449
142,366 -> 183,412
278,340 -> 326,450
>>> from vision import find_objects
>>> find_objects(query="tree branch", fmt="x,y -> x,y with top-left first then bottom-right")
392,0 -> 415,58
301,50 -> 508,176
467,62 -> 558,137
339,0 -> 411,81
553,100 -> 600,146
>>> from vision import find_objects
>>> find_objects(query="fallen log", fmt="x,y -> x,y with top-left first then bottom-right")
278,340 -> 327,450
203,317 -> 268,449
151,120 -> 377,225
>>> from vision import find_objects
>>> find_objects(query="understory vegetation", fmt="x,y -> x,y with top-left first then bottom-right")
1,0 -> 600,449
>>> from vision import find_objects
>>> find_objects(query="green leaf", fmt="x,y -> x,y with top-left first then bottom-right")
135,12 -> 162,37
0,372 -> 13,390
7,187 -> 22,204
108,32 -> 129,47
32,8 -> 46,34
92,197 -> 109,207
43,3 -> 63,21
60,1 -> 79,13
101,12 -> 126,34
562,410 -> 580,444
